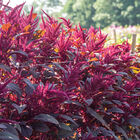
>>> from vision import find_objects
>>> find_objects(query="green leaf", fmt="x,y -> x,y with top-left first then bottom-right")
87,107 -> 110,130
34,114 -> 59,125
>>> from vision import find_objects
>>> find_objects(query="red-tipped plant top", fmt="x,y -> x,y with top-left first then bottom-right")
0,3 -> 140,140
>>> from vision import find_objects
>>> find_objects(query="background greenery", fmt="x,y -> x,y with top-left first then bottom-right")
23,0 -> 140,29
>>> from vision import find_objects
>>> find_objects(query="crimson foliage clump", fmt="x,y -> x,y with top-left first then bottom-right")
0,3 -> 140,140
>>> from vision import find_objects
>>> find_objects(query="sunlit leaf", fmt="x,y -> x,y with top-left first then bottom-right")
2,22 -> 11,31
24,24 -> 31,32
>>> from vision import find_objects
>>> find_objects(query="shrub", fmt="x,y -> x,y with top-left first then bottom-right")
0,3 -> 140,140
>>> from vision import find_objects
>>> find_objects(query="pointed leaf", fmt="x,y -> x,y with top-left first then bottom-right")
20,125 -> 32,138
115,125 -> 128,139
63,100 -> 84,107
123,102 -> 130,107
107,107 -> 124,114
87,107 -> 110,129
32,122 -> 49,132
0,131 -> 19,140
60,123 -> 72,131
23,78 -> 35,90
4,124 -> 18,136
97,127 -> 118,139
25,85 -> 34,95
6,83 -> 21,96
9,50 -> 28,58
12,104 -> 26,114
128,117 -> 140,126
0,64 -> 11,73
0,124 -> 7,129
53,62 -> 67,73
60,114 -> 78,126
112,100 -> 122,106
58,129 -> 75,139
34,114 -> 59,125
134,134 -> 140,140
84,98 -> 93,106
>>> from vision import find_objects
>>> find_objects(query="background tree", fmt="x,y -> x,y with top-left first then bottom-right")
93,0 -> 140,28
23,0 -> 62,16
61,0 -> 96,29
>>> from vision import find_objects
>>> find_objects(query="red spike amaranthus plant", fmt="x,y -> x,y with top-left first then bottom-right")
0,2 -> 140,140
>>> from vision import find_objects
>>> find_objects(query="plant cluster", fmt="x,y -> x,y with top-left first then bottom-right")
0,3 -> 140,140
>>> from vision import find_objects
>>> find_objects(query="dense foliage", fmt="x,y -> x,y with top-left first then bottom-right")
0,3 -> 140,140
